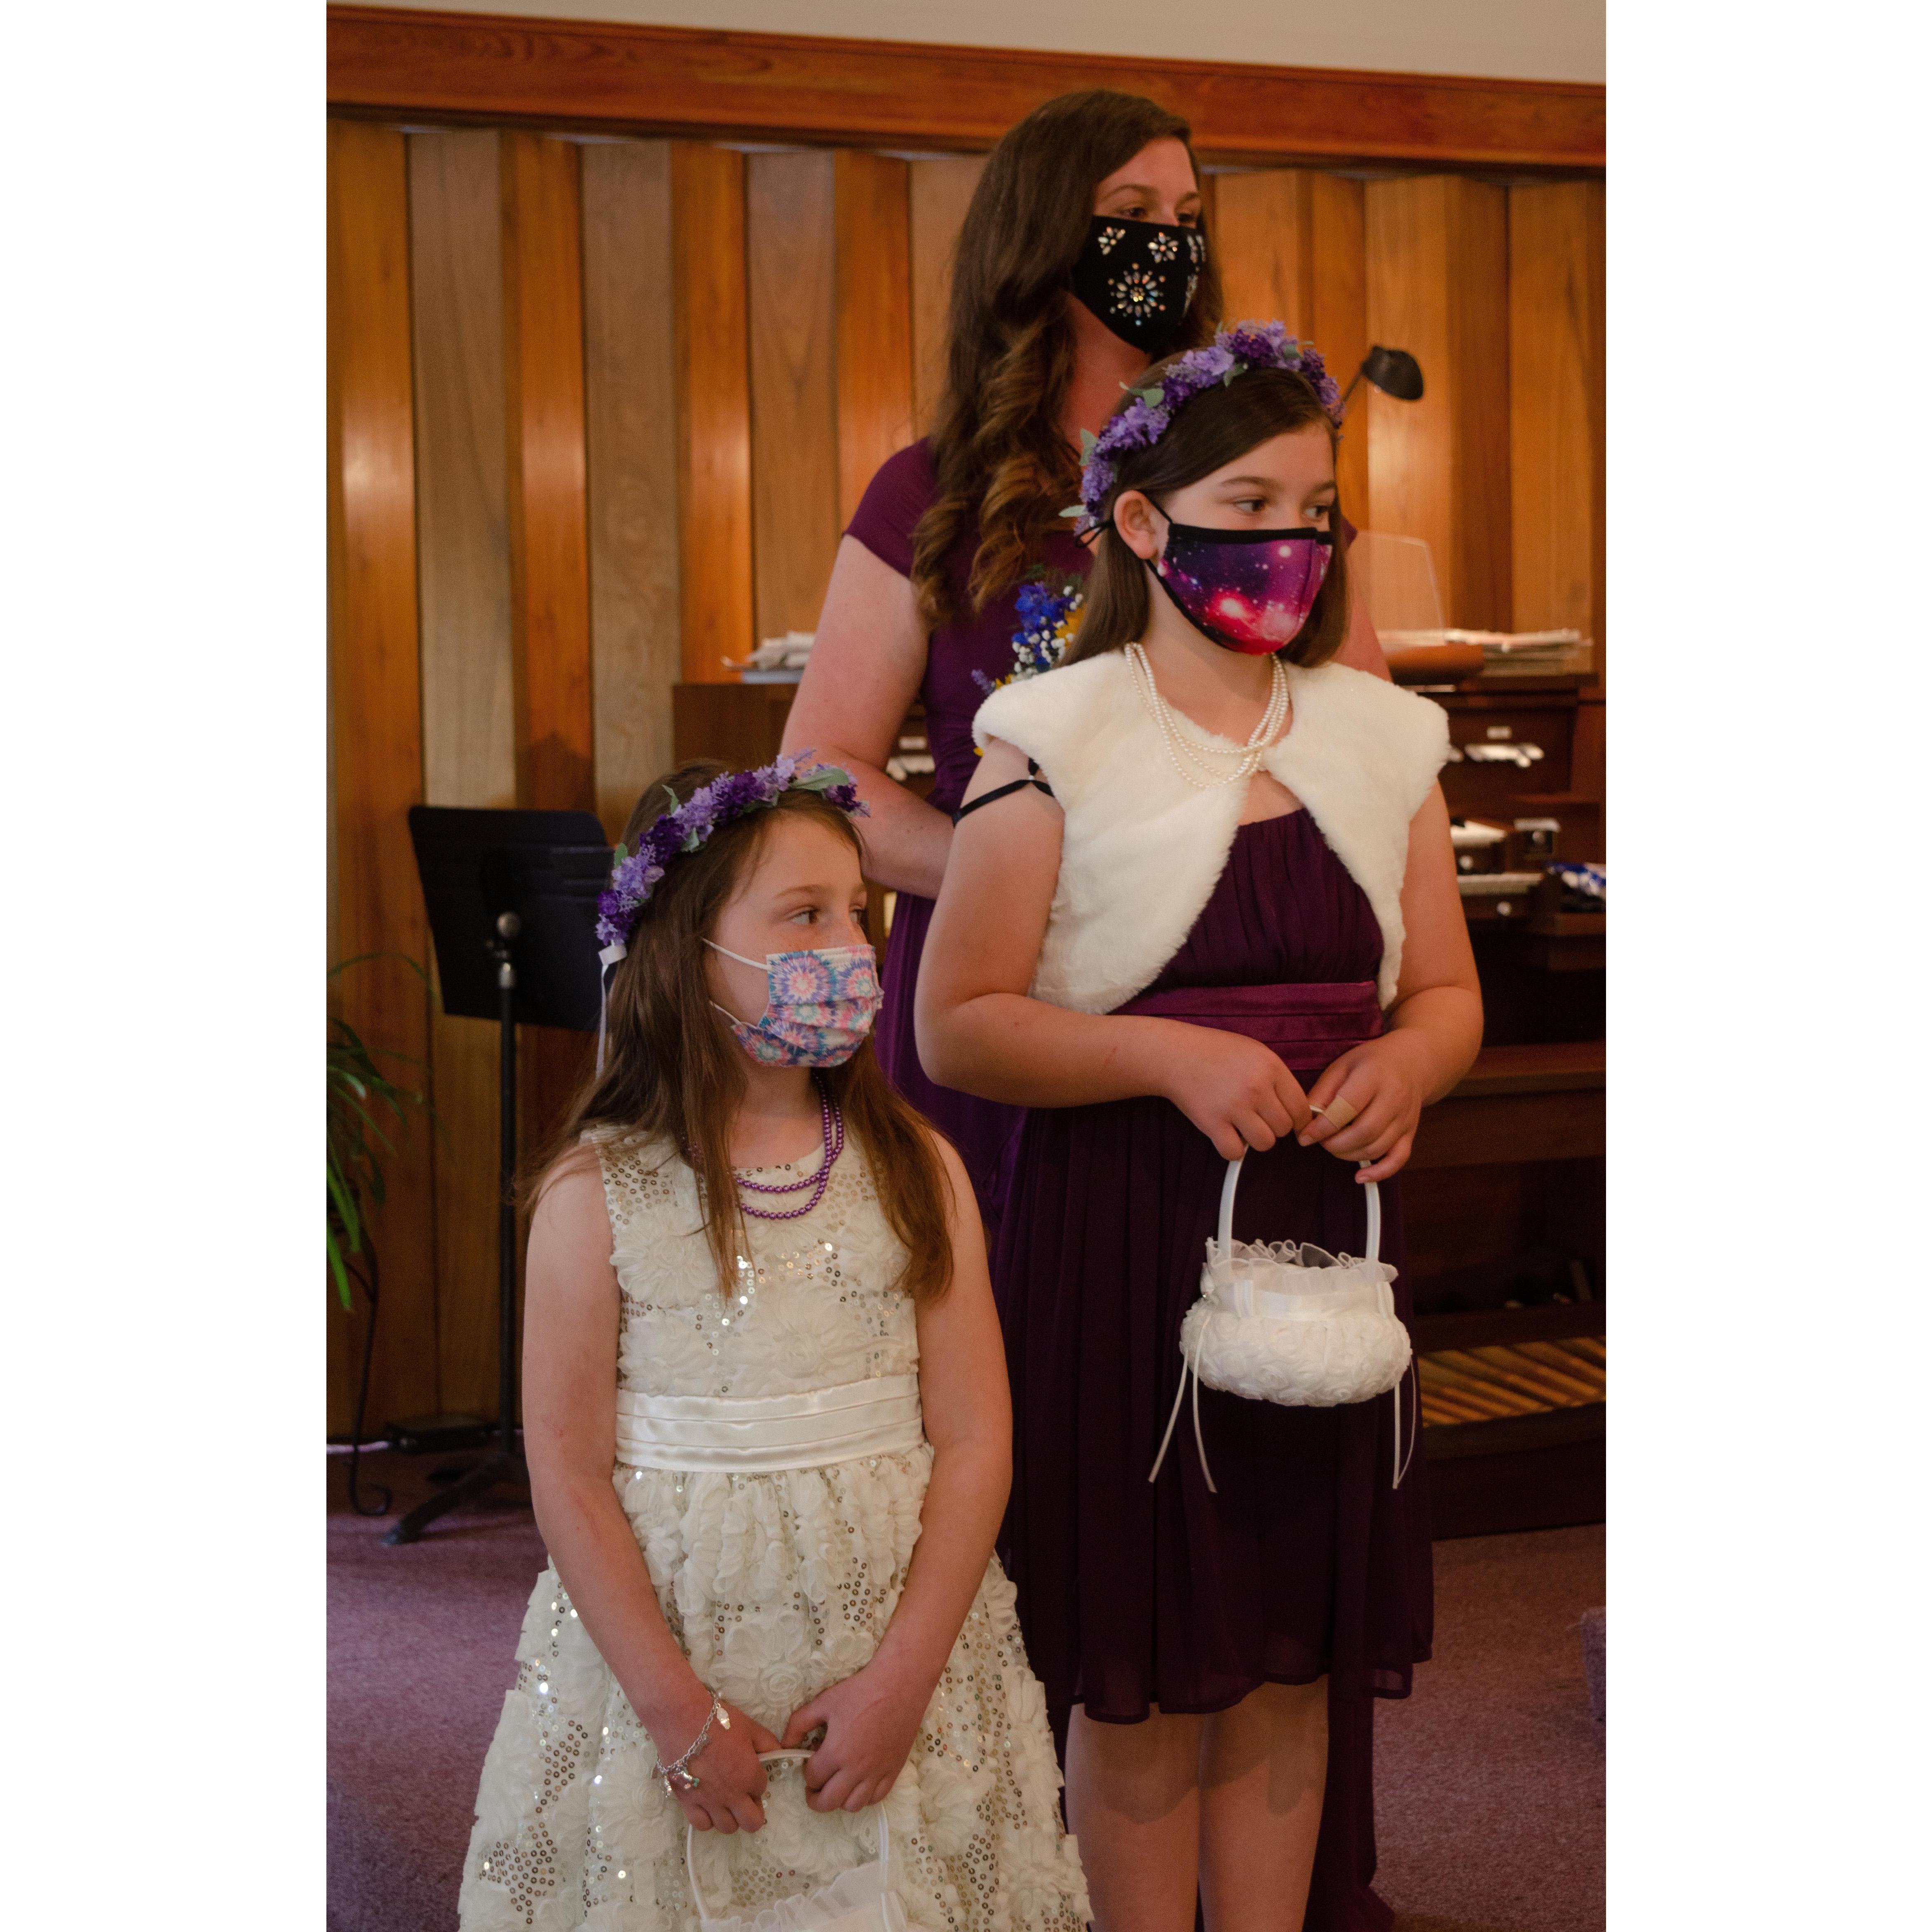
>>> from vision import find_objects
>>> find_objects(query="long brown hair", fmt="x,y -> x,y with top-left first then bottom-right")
1069,360 -> 1351,668
527,763 -> 955,1302
912,90 -> 1222,628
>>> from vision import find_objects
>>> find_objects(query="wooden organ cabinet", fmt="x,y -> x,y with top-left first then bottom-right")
674,664 -> 1606,1538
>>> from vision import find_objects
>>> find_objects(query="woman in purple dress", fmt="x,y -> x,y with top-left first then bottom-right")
781,89 -> 1390,1229
917,341 -> 1482,1929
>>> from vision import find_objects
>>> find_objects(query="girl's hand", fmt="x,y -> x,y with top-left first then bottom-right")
780,1654 -> 932,1814
1298,1034 -> 1433,1182
1154,1023 -> 1313,1160
650,1686 -> 784,1834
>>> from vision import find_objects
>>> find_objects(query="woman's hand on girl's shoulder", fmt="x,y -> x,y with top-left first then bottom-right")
1151,1021 -> 1314,1161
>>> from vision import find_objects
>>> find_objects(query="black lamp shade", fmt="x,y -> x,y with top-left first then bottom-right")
1360,345 -> 1424,401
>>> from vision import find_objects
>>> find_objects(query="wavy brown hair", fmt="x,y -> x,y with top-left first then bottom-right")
912,89 -> 1222,627
1069,360 -> 1351,669
527,763 -> 955,1302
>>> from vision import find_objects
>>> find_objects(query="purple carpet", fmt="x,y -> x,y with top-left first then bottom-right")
327,1453 -> 1603,1931
1374,1526 -> 1606,1932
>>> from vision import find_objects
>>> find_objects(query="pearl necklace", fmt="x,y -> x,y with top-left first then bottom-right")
1125,642 -> 1290,792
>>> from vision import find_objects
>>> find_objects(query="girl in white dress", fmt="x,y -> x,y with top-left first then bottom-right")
459,757 -> 1088,1932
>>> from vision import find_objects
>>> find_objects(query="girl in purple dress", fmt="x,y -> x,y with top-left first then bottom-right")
781,89 -> 1390,1230
916,336 -> 1483,1930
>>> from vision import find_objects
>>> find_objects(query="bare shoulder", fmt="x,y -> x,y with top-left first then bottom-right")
910,1123 -> 983,1243
925,1128 -> 976,1211
959,734 -> 1032,800
529,1144 -> 616,1275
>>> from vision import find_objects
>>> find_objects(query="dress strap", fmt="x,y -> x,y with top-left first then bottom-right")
952,760 -> 1054,824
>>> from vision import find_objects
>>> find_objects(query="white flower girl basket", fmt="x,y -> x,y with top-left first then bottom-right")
685,1752 -> 905,1932
1149,1155 -> 1417,1494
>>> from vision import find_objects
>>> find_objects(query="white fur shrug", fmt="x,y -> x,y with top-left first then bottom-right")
971,652 -> 1450,1012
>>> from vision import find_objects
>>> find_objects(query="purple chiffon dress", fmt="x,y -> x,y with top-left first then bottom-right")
993,810 -> 1433,1932
844,441 -> 1091,1225
848,443 -> 1412,1931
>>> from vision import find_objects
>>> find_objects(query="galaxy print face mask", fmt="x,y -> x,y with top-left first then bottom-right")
1151,515 -> 1334,656
1069,216 -> 1207,356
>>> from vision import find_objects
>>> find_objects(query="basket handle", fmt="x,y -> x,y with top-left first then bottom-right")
1203,1151 -> 1407,1495
1217,1152 -> 1379,1263
684,1750 -> 891,1916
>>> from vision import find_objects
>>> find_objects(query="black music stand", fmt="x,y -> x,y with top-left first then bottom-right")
385,807 -> 612,1545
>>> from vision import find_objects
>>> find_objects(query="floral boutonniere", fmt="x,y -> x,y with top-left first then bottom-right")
973,572 -> 1086,701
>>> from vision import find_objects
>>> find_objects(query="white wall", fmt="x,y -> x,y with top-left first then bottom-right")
383,0 -> 1604,86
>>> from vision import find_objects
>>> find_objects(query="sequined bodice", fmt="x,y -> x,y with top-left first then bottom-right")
593,1131 -> 919,1404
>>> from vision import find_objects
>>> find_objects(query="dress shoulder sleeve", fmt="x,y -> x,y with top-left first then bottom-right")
581,1127 -> 676,1238
843,440 -> 937,579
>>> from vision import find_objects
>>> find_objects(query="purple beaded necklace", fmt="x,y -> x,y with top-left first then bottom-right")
729,1079 -> 845,1221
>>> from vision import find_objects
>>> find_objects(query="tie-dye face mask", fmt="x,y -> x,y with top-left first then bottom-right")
1151,515 -> 1334,656
705,940 -> 882,1068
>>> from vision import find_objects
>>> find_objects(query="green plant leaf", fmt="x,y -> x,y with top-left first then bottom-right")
326,952 -> 440,1300
327,1230 -> 354,1310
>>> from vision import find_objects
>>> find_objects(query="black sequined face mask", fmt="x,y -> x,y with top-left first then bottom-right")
1068,215 -> 1206,355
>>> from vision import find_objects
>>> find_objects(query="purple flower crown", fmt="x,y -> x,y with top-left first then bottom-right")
1069,320 -> 1343,537
595,753 -> 868,952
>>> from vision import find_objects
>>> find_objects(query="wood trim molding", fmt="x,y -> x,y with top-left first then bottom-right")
328,7 -> 1604,173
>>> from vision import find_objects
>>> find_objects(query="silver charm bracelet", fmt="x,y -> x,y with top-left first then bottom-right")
654,1694 -> 731,1796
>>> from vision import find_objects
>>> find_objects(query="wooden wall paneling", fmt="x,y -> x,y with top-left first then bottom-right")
1213,169 -> 1311,330
408,127 -> 517,1423
412,131 -> 515,811
1365,175 -> 1512,630
501,129 -> 595,814
1306,174 -> 1370,527
328,9 -> 1607,173
502,129 -> 598,1207
747,150 -> 839,643
327,118 -> 436,1436
583,139 -> 681,836
908,156 -> 984,435
1194,169 -> 1217,237
1211,171 -> 1369,523
834,150 -> 914,525
672,141 -> 753,684
1508,181 -> 1605,682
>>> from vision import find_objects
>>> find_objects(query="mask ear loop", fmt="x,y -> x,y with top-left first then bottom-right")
595,942 -> 625,1075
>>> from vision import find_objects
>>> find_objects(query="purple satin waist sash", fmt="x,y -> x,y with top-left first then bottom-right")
1113,980 -> 1382,1072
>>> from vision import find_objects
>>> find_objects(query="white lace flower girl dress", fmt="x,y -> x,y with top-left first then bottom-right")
459,1130 -> 1089,1932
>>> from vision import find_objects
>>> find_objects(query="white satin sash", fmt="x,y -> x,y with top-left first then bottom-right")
616,1374 -> 924,1474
